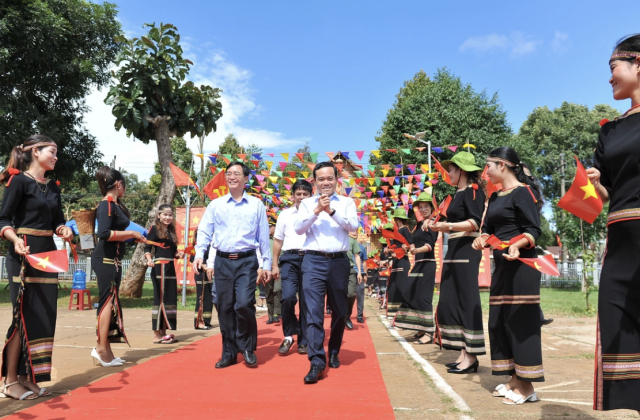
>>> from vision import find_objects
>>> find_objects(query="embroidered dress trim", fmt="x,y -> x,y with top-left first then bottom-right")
491,358 -> 515,372
601,353 -> 640,380
16,228 -> 53,236
391,268 -> 404,272
489,295 -> 540,305
0,226 -> 15,239
515,363 -> 545,379
29,337 -> 54,378
154,258 -> 174,263
414,258 -> 437,263
523,233 -> 536,248
607,208 -> 640,226
102,258 -> 122,267
467,219 -> 479,231
24,277 -> 59,284
408,272 -> 424,277
448,231 -> 480,240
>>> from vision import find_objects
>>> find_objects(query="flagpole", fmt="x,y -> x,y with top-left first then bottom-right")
428,139 -> 431,183
182,155 -> 195,307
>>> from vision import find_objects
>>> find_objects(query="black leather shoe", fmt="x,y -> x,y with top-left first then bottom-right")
447,359 -> 479,374
304,365 -> 324,384
241,350 -> 257,367
357,317 -> 364,323
445,362 -> 460,368
278,338 -> 294,354
273,316 -> 280,323
541,318 -> 554,326
266,317 -> 274,325
215,358 -> 237,368
297,345 -> 308,354
345,319 -> 353,330
329,353 -> 340,368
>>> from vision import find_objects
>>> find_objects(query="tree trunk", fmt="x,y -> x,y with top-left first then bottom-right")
120,116 -> 176,298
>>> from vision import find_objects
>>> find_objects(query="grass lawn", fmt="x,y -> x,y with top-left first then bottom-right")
0,281 -> 599,317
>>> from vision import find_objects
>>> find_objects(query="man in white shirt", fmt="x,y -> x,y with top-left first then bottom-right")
272,179 -> 312,355
294,162 -> 359,383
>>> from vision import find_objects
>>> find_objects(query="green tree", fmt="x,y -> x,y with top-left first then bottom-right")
374,69 -> 512,202
148,137 -> 198,205
105,22 -> 223,297
0,0 -> 122,186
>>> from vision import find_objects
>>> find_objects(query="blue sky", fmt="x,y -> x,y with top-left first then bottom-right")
86,0 -> 640,180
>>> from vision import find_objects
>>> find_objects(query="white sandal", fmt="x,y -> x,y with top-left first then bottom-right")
0,380 -> 37,400
493,383 -> 508,397
502,390 -> 538,405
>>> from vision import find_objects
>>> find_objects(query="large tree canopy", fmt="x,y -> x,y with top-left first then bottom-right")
0,0 -> 121,185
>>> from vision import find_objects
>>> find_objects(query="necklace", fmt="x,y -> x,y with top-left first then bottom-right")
24,172 -> 48,195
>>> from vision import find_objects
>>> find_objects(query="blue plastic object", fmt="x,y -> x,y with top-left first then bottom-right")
66,220 -> 79,235
72,270 -> 87,290
124,221 -> 147,242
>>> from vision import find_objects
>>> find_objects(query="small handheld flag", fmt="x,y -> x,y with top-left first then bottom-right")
518,254 -> 560,276
557,156 -> 603,224
26,250 -> 69,273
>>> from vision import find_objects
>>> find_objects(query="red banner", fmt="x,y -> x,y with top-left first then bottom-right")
174,206 -> 206,286
478,247 -> 492,287
434,232 -> 443,284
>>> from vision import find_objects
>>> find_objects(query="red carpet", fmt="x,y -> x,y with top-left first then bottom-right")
9,313 -> 394,419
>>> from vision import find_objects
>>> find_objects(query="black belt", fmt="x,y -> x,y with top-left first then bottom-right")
216,249 -> 256,260
305,251 -> 348,259
283,249 -> 305,256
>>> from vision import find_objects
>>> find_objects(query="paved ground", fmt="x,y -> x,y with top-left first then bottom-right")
0,299 -> 638,419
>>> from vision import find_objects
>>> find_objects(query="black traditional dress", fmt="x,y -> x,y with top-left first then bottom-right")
593,112 -> 640,411
144,226 -> 178,331
435,186 -> 486,354
387,226 -> 413,319
483,185 -> 543,382
193,248 -> 214,328
395,222 -> 437,333
92,199 -> 129,344
0,172 -> 66,383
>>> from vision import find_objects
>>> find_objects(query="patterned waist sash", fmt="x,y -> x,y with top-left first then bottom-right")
16,228 -> 53,236
607,208 -> 640,226
448,231 -> 480,240
154,258 -> 174,264
489,295 -> 540,305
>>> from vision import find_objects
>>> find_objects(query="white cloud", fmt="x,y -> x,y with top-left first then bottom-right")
460,31 -> 542,58
551,31 -> 571,54
84,48 -> 306,181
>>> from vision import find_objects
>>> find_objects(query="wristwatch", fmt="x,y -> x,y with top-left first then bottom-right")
448,223 -> 453,231
330,208 -> 336,216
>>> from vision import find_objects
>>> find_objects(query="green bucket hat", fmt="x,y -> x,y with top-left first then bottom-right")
379,237 -> 387,244
441,151 -> 482,172
392,207 -> 410,220
413,192 -> 433,204
382,222 -> 394,230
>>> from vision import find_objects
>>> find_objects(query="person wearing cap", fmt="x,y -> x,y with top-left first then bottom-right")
395,192 -> 438,344
260,214 -> 281,324
294,161 -> 359,384
386,209 -> 414,320
345,231 -> 364,329
429,151 -> 486,373
272,179 -> 313,354
193,161 -> 272,369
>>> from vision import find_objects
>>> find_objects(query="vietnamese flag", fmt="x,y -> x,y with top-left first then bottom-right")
484,235 -> 509,250
431,154 -> 453,185
518,254 -> 560,276
203,168 -> 228,200
170,163 -> 202,198
481,166 -> 502,197
26,249 -> 69,273
431,195 -> 452,223
413,207 -> 424,222
557,156 -> 603,224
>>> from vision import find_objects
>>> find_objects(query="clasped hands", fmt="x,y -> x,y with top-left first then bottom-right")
313,194 -> 333,216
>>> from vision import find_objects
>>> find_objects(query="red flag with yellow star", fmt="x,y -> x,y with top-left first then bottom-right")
26,249 -> 69,273
204,168 -> 228,200
431,154 -> 453,186
518,254 -> 560,276
557,156 -> 603,224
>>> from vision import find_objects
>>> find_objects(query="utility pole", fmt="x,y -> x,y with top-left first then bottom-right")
560,153 -> 568,263
110,155 -> 116,169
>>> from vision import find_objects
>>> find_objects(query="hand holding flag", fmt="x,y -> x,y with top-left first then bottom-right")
557,156 -> 603,224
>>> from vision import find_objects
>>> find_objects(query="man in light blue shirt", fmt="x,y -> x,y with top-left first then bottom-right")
294,161 -> 359,383
193,161 -> 271,368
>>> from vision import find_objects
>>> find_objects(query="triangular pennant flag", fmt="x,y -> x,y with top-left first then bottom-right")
279,161 -> 288,170
400,149 -> 411,155
295,153 -> 305,162
325,152 -> 335,160
26,249 -> 69,273
252,153 -> 262,160
447,146 -> 458,152
431,154 -> 453,186
281,153 -> 290,162
557,156 -> 603,224
237,153 -> 247,161
432,147 -> 443,153
301,171 -> 309,178
415,147 -> 426,152
355,151 -> 365,160
386,149 -> 397,153
341,151 -> 350,160
265,161 -> 274,171
306,163 -> 316,171
309,152 -> 319,163
371,150 -> 381,158
208,155 -> 217,165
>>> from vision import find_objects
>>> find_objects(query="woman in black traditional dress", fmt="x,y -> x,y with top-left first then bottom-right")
587,34 -> 640,413
0,135 -> 74,400
473,147 -> 543,405
377,238 -> 391,307
430,151 -> 486,373
395,192 -> 437,344
386,209 -> 413,320
192,240 -> 214,329
144,204 -> 183,344
92,166 -> 146,367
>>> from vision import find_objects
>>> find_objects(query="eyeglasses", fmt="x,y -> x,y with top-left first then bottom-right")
225,172 -> 245,178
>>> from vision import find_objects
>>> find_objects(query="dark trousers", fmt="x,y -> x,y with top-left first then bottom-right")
214,255 -> 259,360
265,276 -> 282,318
279,253 -> 307,345
347,270 -> 365,319
302,254 -> 350,369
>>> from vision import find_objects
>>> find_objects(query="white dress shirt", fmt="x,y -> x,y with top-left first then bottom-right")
294,193 -> 359,252
206,243 -> 216,267
274,206 -> 307,251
